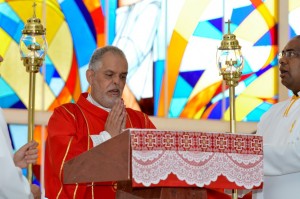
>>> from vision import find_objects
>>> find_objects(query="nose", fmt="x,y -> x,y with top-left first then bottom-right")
278,56 -> 287,68
112,76 -> 120,85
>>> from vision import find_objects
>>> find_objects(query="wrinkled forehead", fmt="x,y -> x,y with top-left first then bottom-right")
284,38 -> 300,51
100,52 -> 128,69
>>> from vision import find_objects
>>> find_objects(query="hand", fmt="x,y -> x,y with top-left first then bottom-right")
30,184 -> 41,199
105,98 -> 127,137
13,140 -> 38,168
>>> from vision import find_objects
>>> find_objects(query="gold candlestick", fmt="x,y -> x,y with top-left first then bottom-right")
217,20 -> 244,199
19,1 -> 47,183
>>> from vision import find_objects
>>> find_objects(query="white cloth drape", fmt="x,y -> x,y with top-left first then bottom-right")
0,108 -> 32,199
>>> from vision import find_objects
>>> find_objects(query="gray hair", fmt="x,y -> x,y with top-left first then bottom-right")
88,46 -> 127,70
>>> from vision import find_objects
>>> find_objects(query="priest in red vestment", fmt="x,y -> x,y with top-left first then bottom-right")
45,46 -> 156,199
45,45 -> 244,199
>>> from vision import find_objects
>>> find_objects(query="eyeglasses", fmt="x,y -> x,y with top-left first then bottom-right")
278,50 -> 300,59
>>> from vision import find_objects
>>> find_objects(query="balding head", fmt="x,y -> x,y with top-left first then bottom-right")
88,46 -> 127,71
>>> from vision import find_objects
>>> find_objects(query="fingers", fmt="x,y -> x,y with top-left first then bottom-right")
30,184 -> 41,199
25,141 -> 39,164
110,99 -> 125,118
121,109 -> 127,130
28,140 -> 39,149
105,98 -> 127,136
25,149 -> 38,164
25,148 -> 38,155
18,140 -> 38,152
25,141 -> 38,153
14,140 -> 39,168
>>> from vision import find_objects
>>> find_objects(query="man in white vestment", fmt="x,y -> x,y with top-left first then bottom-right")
0,55 -> 40,199
253,35 -> 300,199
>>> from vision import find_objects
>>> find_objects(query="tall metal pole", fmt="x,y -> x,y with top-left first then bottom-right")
229,85 -> 236,134
27,70 -> 36,182
229,85 -> 237,199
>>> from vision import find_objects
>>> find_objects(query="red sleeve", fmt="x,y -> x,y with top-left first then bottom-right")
45,104 -> 88,199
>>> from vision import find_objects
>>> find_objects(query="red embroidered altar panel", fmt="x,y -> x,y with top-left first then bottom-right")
130,129 -> 263,190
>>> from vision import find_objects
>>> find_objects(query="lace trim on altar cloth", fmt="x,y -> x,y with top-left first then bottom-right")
132,150 -> 263,189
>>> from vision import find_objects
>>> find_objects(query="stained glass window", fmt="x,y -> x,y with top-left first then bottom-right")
1,0 -> 297,192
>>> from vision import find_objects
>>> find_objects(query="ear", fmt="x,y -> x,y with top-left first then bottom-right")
86,69 -> 94,85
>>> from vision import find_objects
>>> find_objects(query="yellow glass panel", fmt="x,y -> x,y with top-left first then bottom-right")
175,0 -> 210,41
243,67 -> 278,98
0,29 -> 12,57
47,22 -> 73,82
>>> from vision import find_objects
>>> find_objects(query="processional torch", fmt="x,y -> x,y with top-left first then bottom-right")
216,20 -> 244,199
19,1 -> 47,183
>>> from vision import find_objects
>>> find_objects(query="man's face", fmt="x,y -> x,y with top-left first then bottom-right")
86,51 -> 128,108
279,38 -> 300,94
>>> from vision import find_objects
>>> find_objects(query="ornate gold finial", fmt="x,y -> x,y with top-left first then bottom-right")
225,20 -> 231,34
219,20 -> 241,50
22,1 -> 45,35
32,1 -> 37,18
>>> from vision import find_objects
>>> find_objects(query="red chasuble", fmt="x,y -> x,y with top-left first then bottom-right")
45,93 -> 156,199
